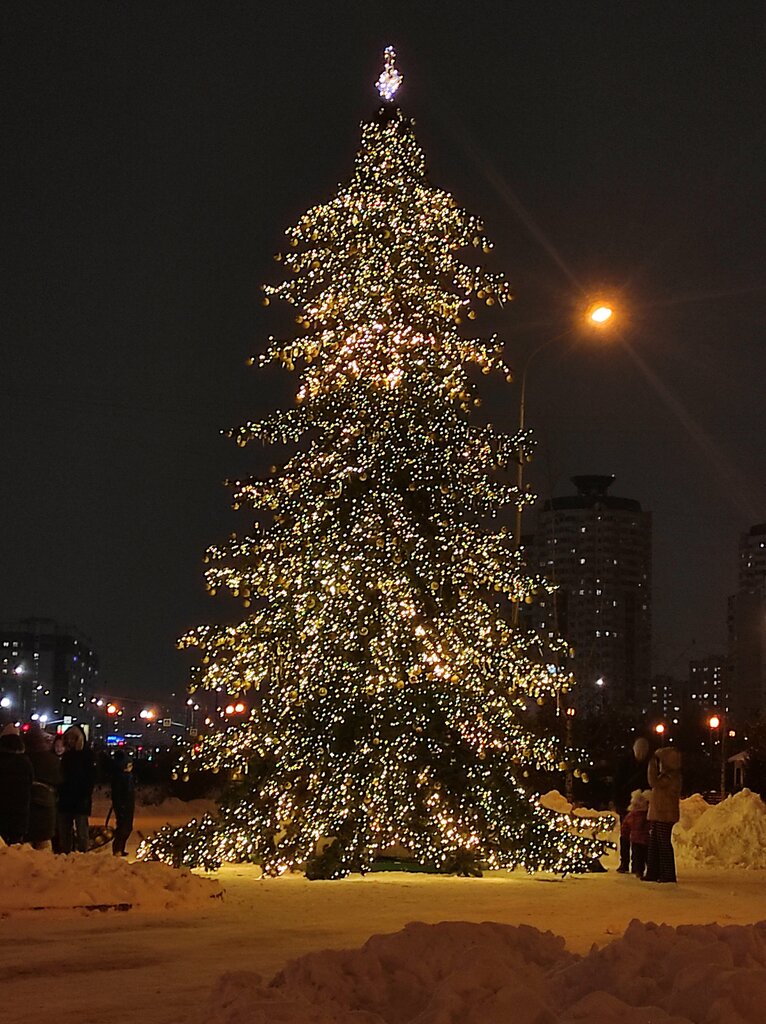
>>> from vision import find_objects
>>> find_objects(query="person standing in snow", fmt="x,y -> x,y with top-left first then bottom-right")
57,725 -> 95,853
619,789 -> 650,878
109,747 -> 136,857
0,729 -> 34,844
645,746 -> 682,883
613,736 -> 651,873
25,723 -> 62,850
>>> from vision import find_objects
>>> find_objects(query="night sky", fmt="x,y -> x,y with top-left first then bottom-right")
3,2 -> 764,700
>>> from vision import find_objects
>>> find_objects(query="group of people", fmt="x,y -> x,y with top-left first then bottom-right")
614,737 -> 682,883
0,723 -> 135,857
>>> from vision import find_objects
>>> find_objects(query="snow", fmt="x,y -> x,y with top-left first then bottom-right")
0,842 -> 221,911
539,789 -> 618,833
540,788 -> 766,871
206,917 -> 766,1023
3,791 -> 766,1023
673,790 -> 766,869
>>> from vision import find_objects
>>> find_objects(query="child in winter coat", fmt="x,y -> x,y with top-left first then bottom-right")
620,789 -> 650,878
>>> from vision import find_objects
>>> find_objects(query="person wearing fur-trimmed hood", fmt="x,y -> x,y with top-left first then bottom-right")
644,745 -> 682,883
57,725 -> 95,853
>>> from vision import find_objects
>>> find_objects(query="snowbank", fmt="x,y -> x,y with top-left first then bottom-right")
0,843 -> 222,911
540,789 -> 618,835
542,789 -> 766,871
206,917 -> 766,1023
674,789 -> 766,869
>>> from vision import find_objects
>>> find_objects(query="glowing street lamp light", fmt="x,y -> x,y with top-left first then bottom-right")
654,722 -> 666,736
708,714 -> 721,731
586,301 -> 615,326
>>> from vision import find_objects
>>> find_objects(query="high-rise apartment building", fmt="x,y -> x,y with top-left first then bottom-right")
0,618 -> 98,723
650,674 -> 684,720
688,655 -> 728,713
529,474 -> 652,713
727,524 -> 766,725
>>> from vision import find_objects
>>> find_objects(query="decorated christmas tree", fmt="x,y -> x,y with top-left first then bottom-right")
145,49 -> 604,878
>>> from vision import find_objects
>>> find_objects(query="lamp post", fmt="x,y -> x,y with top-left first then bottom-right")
511,300 -> 618,611
707,713 -> 726,800
564,706 -> 576,802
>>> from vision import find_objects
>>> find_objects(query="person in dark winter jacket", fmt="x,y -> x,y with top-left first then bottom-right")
109,747 -> 136,857
613,737 -> 651,872
25,723 -> 62,850
0,730 -> 34,844
57,725 -> 95,853
620,788 -> 651,878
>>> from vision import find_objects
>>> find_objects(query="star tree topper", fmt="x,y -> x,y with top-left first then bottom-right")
376,46 -> 403,103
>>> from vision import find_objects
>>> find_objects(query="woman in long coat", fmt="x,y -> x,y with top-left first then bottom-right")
645,745 -> 682,883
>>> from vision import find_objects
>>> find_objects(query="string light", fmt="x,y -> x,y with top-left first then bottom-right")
141,50 -> 605,879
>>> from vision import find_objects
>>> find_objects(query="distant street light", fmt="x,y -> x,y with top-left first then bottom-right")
654,722 -> 666,736
707,713 -> 726,799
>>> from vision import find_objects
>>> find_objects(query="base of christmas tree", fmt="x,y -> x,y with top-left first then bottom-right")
368,857 -> 440,874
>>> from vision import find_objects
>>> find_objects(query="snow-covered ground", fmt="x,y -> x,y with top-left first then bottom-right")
2,791 -> 766,1024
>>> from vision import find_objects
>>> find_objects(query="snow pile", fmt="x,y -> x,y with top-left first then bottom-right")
677,793 -> 712,832
0,843 -> 222,911
207,918 -> 766,1023
674,789 -> 766,869
540,789 -> 618,836
208,920 -> 574,1024
540,789 -> 766,870
554,917 -> 766,1023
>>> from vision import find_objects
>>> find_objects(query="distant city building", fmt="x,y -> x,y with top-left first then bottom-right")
728,523 -> 766,724
529,474 -> 652,713
0,618 -> 98,724
688,655 -> 728,713
739,522 -> 766,587
650,674 -> 684,719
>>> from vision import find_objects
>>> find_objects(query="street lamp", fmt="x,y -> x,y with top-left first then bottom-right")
586,301 -> 614,326
707,713 -> 726,799
512,298 -> 619,557
564,706 -> 576,801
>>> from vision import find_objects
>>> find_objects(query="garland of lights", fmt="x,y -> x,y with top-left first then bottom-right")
141,48 -> 605,878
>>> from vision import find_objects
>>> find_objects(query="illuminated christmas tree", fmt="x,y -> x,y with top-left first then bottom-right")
146,49 -> 604,877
